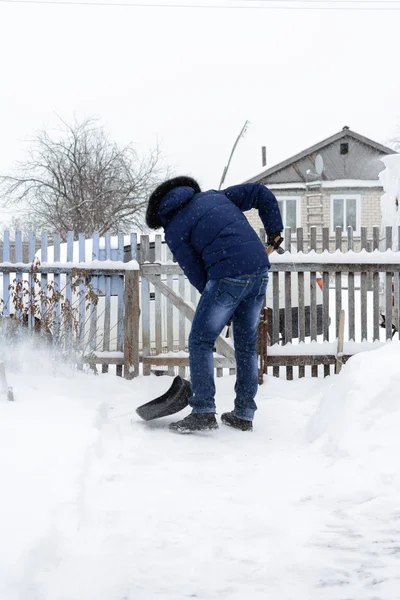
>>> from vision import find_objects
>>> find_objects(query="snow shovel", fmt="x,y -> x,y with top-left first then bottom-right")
136,375 -> 192,421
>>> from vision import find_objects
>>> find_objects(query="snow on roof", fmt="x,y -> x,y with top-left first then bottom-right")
266,180 -> 383,191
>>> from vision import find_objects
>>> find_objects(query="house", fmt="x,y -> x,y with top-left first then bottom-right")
244,126 -> 397,249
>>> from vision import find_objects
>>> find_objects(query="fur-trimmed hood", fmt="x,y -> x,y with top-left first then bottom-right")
146,176 -> 201,230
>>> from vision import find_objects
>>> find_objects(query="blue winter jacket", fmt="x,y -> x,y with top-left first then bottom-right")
159,183 -> 283,293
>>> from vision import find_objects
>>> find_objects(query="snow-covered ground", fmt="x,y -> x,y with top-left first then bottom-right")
1,340 -> 400,599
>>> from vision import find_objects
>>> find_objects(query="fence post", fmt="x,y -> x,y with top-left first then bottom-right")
116,232 -> 125,377
335,309 -> 345,374
257,307 -> 268,384
124,270 -> 140,379
262,307 -> 268,378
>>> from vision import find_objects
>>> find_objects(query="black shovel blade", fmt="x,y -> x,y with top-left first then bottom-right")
136,375 -> 192,421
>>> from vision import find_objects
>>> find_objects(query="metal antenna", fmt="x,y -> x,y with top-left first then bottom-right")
218,120 -> 250,190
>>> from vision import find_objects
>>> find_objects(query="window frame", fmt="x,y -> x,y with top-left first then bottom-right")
276,195 -> 302,235
330,194 -> 362,237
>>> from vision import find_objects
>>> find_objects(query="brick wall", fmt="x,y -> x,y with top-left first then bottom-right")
246,186 -> 384,250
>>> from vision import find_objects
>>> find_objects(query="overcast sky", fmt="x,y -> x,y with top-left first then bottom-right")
0,0 -> 399,194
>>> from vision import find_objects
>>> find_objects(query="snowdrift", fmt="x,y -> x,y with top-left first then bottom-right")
308,342 -> 400,455
1,340 -> 400,599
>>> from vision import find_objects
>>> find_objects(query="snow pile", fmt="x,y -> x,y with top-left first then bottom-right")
305,343 -> 400,599
1,341 -> 400,598
309,342 -> 400,466
0,343 -> 105,600
308,341 -> 400,514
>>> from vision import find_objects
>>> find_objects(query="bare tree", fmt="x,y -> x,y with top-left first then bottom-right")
0,117 -> 166,238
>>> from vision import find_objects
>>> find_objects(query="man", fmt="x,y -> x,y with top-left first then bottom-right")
146,176 -> 283,433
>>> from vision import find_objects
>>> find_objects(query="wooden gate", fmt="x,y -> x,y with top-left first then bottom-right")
138,235 -> 236,378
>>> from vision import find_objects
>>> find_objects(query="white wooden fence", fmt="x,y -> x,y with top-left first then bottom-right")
262,224 -> 400,379
0,226 -> 399,380
0,231 -> 138,377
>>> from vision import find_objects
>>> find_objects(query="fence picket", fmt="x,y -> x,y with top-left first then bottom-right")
297,227 -> 305,378
123,233 -> 139,379
284,228 -> 292,380
360,227 -> 368,341
155,234 -> 162,358
75,233 -> 86,368
373,227 -> 380,341
385,226 -> 393,340
15,232 -> 23,324
101,232 -> 112,373
78,233 -> 86,357
40,232 -> 48,339
397,226 -> 400,335
322,227 -> 330,377
310,227 -> 317,377
89,233 -> 99,353
259,225 -> 267,375
272,270 -> 280,378
27,232 -> 36,331
179,268 -> 186,379
166,246 -> 175,376
116,233 -> 125,377
335,227 -> 342,339
141,235 -> 151,375
347,227 -> 355,341
65,232 -> 74,351
2,232 -> 10,317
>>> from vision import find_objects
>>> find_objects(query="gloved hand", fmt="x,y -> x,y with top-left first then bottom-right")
267,232 -> 284,249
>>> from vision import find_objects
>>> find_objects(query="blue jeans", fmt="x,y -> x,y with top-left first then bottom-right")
188,270 -> 269,421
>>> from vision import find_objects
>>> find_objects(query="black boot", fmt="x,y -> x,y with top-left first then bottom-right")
169,412 -> 218,433
221,411 -> 253,432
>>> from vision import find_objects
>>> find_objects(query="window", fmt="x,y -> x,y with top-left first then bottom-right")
277,196 -> 301,233
340,142 -> 349,155
330,194 -> 361,236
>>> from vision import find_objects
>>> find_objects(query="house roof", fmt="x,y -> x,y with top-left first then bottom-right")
245,127 -> 396,184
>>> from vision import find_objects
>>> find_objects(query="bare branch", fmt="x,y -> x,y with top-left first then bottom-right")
0,117 -> 168,239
